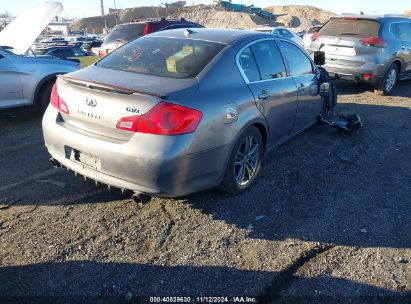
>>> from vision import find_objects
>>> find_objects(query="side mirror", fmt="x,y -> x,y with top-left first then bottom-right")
314,51 -> 325,66
320,82 -> 330,94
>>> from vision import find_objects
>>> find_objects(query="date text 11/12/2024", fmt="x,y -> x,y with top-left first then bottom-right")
149,296 -> 258,303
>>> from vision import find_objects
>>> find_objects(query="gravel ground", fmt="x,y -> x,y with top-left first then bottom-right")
0,80 -> 410,303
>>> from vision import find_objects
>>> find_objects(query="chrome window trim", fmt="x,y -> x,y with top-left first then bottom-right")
236,38 -> 292,84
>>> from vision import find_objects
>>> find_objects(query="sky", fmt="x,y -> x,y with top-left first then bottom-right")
2,0 -> 410,19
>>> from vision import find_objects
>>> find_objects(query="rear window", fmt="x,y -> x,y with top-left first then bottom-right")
103,24 -> 146,44
307,26 -> 321,34
97,37 -> 225,79
319,18 -> 380,38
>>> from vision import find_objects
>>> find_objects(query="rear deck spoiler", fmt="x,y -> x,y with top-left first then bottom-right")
60,76 -> 166,98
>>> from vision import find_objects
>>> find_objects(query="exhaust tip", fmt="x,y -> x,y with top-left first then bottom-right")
132,192 -> 151,204
50,158 -> 61,168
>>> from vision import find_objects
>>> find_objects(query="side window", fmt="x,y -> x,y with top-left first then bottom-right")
395,22 -> 411,41
279,41 -> 314,76
62,49 -> 75,57
48,50 -> 58,56
73,49 -> 86,56
250,40 -> 287,80
238,47 -> 260,82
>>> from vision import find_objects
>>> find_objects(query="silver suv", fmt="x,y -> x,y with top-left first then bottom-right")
308,15 -> 411,95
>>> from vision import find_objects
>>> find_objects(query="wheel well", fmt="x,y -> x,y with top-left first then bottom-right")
34,76 -> 57,105
392,60 -> 401,73
253,123 -> 268,150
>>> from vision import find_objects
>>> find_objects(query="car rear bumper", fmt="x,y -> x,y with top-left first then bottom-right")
42,107 -> 229,198
323,65 -> 383,84
308,50 -> 385,84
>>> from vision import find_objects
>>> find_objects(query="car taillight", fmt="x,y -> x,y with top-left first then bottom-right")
143,24 -> 151,35
360,36 -> 387,48
311,32 -> 321,41
50,83 -> 69,114
116,101 -> 202,135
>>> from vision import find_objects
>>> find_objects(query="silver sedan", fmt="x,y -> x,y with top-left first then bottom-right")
43,28 -> 332,199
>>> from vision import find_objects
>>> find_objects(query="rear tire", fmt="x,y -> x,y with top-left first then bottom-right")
220,126 -> 263,195
374,64 -> 398,96
37,79 -> 55,113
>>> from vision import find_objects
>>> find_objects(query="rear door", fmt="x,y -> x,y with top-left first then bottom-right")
391,21 -> 411,73
238,39 -> 298,146
278,40 -> 321,133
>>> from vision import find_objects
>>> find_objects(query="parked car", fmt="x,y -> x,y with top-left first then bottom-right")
81,40 -> 103,53
43,28 -> 333,200
98,18 -> 204,58
252,26 -> 303,46
0,2 -> 81,111
302,25 -> 322,49
36,46 -> 99,67
308,15 -> 411,95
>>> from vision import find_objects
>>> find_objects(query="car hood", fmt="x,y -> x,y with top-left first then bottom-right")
0,2 -> 63,55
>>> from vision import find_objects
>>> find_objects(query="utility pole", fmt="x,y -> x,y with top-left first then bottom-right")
100,0 -> 105,16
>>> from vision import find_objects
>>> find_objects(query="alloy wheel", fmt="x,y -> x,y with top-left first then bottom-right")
234,135 -> 260,186
385,68 -> 397,92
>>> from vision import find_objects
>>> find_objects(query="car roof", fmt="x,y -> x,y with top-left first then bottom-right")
253,26 -> 289,31
333,14 -> 411,21
120,19 -> 199,26
45,46 -> 79,50
146,28 -> 271,44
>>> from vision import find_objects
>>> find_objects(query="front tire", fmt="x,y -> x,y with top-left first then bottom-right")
220,126 -> 263,195
374,64 -> 398,96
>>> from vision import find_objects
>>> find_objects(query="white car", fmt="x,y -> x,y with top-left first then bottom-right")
252,26 -> 303,47
0,2 -> 80,111
302,25 -> 323,49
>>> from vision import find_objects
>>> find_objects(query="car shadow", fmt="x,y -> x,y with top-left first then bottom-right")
335,79 -> 411,97
0,261 -> 407,303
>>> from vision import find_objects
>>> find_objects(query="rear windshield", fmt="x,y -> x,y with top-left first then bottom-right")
319,18 -> 380,37
97,37 -> 225,79
103,24 -> 146,44
307,26 -> 321,34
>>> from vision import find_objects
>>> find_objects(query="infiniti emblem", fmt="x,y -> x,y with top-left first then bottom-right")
85,98 -> 97,107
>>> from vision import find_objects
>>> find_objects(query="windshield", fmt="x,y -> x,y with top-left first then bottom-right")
103,24 -> 146,44
97,37 -> 225,79
319,18 -> 380,37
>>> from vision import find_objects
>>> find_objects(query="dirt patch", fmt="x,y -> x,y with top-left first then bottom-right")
0,81 -> 410,302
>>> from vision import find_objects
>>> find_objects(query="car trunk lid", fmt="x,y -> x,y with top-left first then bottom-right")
56,66 -> 196,141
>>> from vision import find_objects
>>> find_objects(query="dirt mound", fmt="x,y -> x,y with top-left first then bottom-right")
70,4 -> 336,33
70,6 -> 179,33
265,5 -> 336,30
171,5 -> 282,29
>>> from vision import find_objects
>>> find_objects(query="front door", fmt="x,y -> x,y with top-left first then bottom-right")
278,40 -> 322,133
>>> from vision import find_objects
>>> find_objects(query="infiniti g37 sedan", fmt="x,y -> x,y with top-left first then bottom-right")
43,28 -> 331,198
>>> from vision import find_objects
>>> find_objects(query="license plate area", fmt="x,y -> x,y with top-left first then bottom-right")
66,147 -> 101,170
322,45 -> 356,56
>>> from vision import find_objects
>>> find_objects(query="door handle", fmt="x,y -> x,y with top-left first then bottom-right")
258,90 -> 271,100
